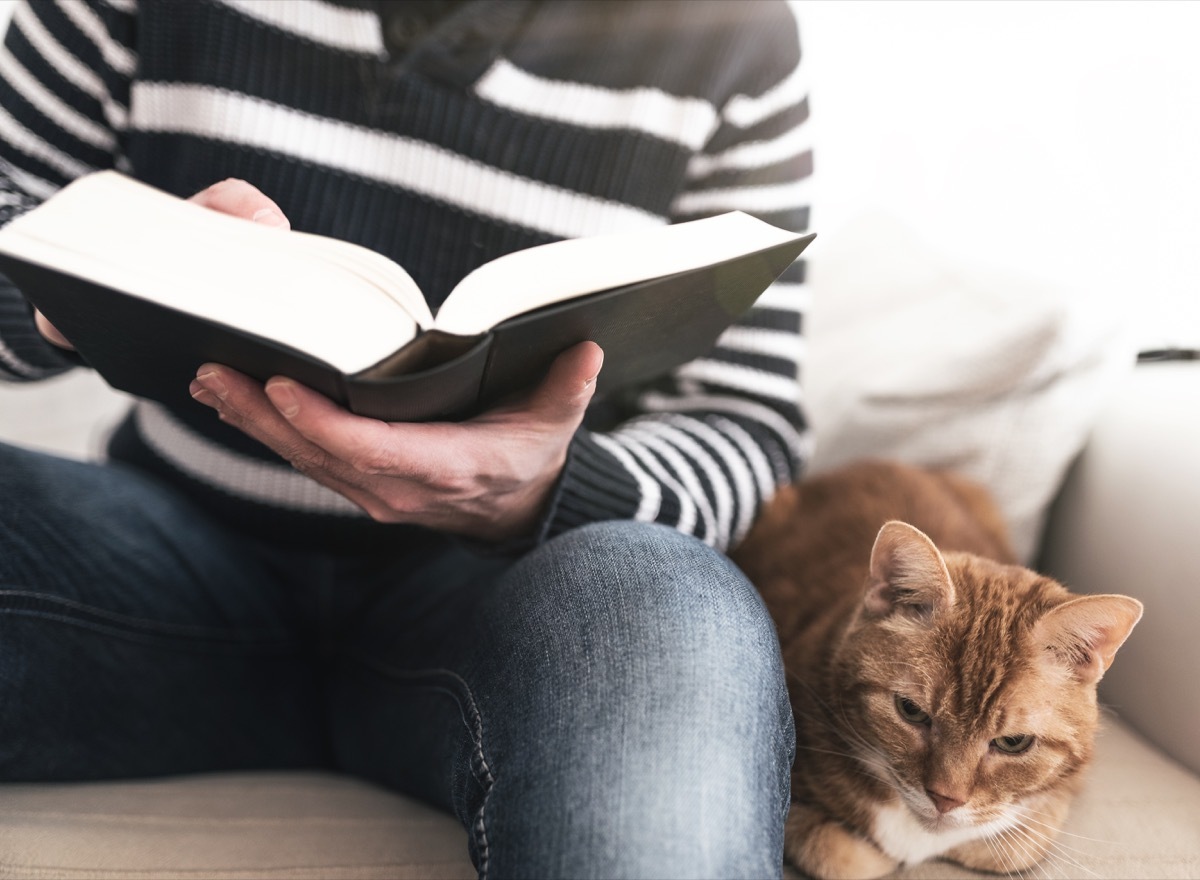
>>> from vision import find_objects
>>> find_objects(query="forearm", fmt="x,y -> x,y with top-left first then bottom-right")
545,327 -> 809,554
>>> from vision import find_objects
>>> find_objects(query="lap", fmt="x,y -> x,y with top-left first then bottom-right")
0,442 -> 327,780
0,442 -> 292,622
332,521 -> 793,878
1,444 -> 791,875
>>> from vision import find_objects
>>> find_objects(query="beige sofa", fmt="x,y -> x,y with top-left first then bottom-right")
2,210 -> 1199,879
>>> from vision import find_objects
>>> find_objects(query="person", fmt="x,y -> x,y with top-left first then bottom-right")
0,1 -> 812,876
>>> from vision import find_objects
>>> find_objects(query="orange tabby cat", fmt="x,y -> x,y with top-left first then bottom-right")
731,460 -> 1142,879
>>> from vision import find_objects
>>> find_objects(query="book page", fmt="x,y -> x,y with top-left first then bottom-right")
433,212 -> 805,337
295,233 -> 435,328
0,172 -> 430,375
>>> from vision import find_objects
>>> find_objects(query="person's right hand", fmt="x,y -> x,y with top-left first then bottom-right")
33,177 -> 291,352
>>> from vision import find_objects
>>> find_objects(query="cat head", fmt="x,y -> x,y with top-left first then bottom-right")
834,520 -> 1142,833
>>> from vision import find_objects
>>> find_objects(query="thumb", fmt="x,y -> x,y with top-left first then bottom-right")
188,178 -> 290,228
525,341 -> 604,426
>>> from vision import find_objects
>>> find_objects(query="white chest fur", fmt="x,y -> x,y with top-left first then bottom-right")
870,801 -> 1013,865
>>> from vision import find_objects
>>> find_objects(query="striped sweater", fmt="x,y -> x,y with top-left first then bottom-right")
0,0 -> 812,553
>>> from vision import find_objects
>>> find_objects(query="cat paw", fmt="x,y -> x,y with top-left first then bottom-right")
785,804 -> 898,880
945,833 -> 1049,874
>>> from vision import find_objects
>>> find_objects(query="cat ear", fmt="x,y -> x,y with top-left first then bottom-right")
864,521 -> 956,620
1032,594 -> 1144,683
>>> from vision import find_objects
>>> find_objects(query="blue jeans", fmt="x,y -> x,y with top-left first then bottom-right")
0,441 -> 793,879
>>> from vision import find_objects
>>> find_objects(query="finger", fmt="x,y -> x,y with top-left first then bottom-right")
34,310 -> 75,350
188,178 -> 290,228
191,364 -> 360,487
519,340 -> 604,427
263,376 -> 417,477
191,366 -> 408,521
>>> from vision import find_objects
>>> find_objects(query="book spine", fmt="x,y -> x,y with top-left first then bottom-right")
343,334 -> 493,421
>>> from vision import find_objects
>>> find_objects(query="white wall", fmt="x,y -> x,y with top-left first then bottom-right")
796,0 -> 1200,349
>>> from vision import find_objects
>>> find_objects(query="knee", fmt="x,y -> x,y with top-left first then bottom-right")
507,520 -> 784,692
476,518 -> 792,771
471,521 -> 793,876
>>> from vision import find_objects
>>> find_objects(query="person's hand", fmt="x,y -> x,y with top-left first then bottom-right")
33,177 -> 290,351
188,341 -> 604,541
34,310 -> 74,349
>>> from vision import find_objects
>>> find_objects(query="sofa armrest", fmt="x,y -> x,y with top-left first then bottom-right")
1039,361 -> 1200,775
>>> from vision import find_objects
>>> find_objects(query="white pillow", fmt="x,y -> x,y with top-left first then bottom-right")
805,213 -> 1134,563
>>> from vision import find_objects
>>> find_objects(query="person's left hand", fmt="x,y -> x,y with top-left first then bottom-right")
188,340 -> 603,542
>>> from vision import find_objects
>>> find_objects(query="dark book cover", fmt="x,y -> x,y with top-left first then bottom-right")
0,231 -> 813,421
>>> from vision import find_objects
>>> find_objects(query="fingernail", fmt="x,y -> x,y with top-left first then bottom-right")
583,373 -> 600,390
266,380 -> 299,418
194,369 -> 227,400
251,207 -> 290,229
189,381 -> 218,409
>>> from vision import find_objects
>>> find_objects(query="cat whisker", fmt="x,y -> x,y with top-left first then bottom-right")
789,716 -> 893,787
787,676 -> 888,763
834,713 -> 884,762
806,739 -> 886,785
788,699 -> 860,746
1017,823 -> 1102,874
994,825 -> 1055,880
980,830 -> 1026,879
1006,814 -> 1088,858
793,743 -> 872,763
1017,807 -> 1124,847
1007,820 -> 1101,880
1012,825 -> 1099,859
976,835 -> 1006,875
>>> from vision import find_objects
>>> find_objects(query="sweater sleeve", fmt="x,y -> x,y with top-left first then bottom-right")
0,0 -> 134,381
543,5 -> 812,553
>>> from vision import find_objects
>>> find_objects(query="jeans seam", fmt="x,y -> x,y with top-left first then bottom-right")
346,652 -> 494,879
0,591 -> 299,654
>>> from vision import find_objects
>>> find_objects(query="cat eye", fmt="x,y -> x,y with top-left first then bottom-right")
894,694 -> 931,725
992,734 -> 1035,754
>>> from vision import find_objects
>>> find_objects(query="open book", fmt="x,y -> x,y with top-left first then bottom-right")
0,172 -> 814,421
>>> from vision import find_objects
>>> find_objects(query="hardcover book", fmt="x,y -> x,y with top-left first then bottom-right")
0,172 -> 814,421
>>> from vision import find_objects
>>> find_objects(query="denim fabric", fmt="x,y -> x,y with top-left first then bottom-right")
0,442 -> 793,879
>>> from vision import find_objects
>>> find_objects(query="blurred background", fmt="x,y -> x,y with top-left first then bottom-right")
796,0 -> 1199,350
0,0 -> 1197,458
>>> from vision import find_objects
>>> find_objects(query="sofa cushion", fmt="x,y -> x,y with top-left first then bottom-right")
805,214 -> 1133,563
0,773 -> 473,880
2,717 -> 1197,880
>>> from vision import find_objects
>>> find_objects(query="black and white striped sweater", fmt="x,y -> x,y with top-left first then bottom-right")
0,0 -> 812,553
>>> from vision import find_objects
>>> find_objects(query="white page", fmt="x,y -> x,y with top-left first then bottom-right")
0,172 -> 427,374
433,211 -> 803,336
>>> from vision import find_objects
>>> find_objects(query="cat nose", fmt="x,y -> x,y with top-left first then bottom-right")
925,788 -> 966,814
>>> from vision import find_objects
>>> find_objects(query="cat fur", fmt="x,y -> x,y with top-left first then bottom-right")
731,460 -> 1142,879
